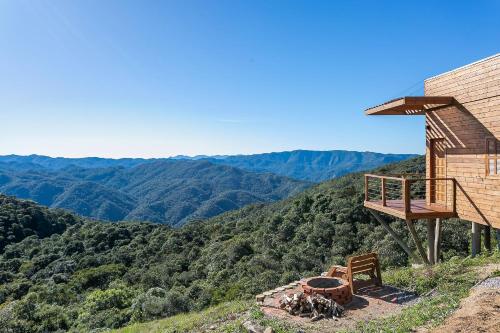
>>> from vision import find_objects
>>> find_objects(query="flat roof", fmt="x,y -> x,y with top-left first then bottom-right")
365,96 -> 454,116
425,53 -> 500,82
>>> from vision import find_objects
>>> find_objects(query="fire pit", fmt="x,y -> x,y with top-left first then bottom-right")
300,276 -> 352,305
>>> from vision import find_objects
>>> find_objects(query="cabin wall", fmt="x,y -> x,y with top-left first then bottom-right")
424,54 -> 500,228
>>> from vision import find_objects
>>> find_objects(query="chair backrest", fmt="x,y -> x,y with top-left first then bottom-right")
347,252 -> 379,276
346,252 -> 382,293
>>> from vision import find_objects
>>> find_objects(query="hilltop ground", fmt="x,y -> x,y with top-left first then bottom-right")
425,264 -> 500,333
115,253 -> 500,333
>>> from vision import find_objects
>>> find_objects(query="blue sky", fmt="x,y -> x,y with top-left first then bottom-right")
1,0 -> 499,158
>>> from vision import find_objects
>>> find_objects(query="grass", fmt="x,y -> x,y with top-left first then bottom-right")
115,253 -> 499,333
113,300 -> 252,333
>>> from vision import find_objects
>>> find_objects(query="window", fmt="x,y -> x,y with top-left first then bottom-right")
486,138 -> 499,176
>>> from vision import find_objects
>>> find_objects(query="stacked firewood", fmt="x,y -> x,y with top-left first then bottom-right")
279,292 -> 344,321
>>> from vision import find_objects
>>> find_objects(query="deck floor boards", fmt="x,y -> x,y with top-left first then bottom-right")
364,199 -> 456,219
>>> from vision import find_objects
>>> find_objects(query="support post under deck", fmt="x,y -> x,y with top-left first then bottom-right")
471,222 -> 482,257
406,219 -> 431,266
368,209 -> 422,264
434,218 -> 442,263
484,226 -> 491,252
427,219 -> 436,265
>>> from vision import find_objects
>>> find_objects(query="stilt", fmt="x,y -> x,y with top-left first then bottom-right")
434,219 -> 442,263
484,226 -> 491,252
406,219 -> 431,266
368,210 -> 421,264
471,222 -> 482,257
427,219 -> 436,265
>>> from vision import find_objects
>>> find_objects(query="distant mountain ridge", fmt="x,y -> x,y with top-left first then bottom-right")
202,150 -> 418,182
0,150 -> 416,225
0,159 -> 310,226
0,150 -> 417,182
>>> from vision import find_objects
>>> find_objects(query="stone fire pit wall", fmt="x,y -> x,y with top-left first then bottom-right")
300,277 -> 352,305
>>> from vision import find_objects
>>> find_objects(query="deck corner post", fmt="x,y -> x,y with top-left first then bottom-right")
381,177 -> 387,206
471,222 -> 482,257
364,175 -> 369,202
403,179 -> 411,213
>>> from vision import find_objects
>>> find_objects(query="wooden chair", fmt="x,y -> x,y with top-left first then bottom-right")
326,252 -> 382,294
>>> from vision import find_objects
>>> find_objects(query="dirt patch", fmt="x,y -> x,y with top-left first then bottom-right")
260,284 -> 418,332
428,276 -> 500,333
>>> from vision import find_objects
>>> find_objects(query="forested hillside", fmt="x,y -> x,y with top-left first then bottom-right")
0,156 -> 471,332
0,195 -> 81,252
0,160 -> 310,226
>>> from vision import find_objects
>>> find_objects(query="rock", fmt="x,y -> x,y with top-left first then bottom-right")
255,294 -> 265,302
263,327 -> 274,333
243,320 -> 264,333
208,324 -> 217,330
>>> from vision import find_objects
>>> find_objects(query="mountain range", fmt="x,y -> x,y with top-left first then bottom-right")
0,159 -> 309,226
0,150 -> 417,181
0,150 -> 416,225
201,150 -> 418,182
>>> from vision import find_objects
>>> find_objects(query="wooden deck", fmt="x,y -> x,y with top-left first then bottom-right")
364,199 -> 456,220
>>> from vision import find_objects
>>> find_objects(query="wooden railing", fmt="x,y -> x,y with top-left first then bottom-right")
364,174 -> 456,214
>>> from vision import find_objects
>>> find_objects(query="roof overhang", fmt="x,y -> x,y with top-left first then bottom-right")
365,96 -> 455,115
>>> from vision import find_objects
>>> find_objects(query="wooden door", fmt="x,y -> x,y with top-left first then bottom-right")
430,139 -> 446,204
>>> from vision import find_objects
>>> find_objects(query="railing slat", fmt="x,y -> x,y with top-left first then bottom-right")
381,178 -> 386,206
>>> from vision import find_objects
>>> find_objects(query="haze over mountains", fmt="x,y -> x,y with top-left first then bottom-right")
0,150 -> 416,225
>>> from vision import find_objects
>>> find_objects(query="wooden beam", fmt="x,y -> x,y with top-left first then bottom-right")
471,222 -> 481,257
434,218 -> 442,263
406,219 -> 431,265
368,209 -> 421,264
427,219 -> 436,265
484,226 -> 491,252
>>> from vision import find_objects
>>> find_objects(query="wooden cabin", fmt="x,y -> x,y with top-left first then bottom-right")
363,54 -> 500,264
